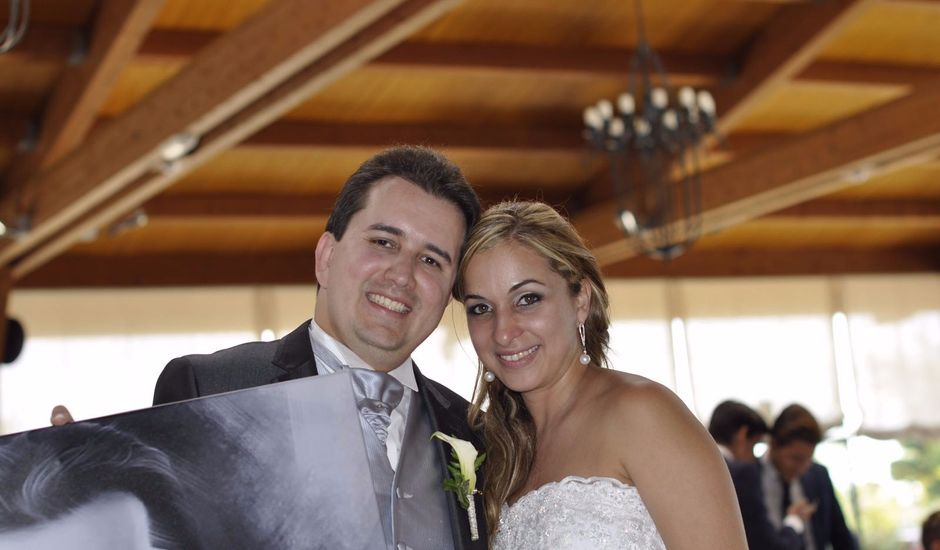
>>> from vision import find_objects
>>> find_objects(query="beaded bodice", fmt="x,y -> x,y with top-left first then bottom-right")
493,476 -> 666,550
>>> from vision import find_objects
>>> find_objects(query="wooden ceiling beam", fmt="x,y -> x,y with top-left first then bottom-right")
0,116 -> 32,151
576,78 -> 940,266
245,120 -> 584,150
143,194 -> 337,219
798,60 -> 940,87
5,0 -> 164,188
138,194 -> 940,225
17,246 -> 938,288
140,187 -> 577,221
3,117 -> 787,153
714,0 -> 876,135
0,0 -> 462,279
13,26 -> 726,81
0,25 -> 79,64
143,32 -> 729,81
600,248 -> 940,278
372,42 -> 726,80
19,252 -> 320,288
767,199 -> 940,220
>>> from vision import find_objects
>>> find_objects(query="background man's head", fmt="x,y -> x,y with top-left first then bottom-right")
708,400 -> 769,463
314,146 -> 481,372
923,510 -> 940,550
769,403 -> 822,482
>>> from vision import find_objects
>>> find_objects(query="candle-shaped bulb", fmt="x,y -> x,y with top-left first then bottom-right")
651,87 -> 668,110
617,93 -> 635,115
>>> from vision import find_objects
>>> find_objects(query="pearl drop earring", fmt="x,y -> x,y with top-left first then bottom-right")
578,323 -> 591,365
483,370 -> 496,383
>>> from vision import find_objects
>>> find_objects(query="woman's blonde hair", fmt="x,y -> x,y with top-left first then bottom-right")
454,201 -> 611,541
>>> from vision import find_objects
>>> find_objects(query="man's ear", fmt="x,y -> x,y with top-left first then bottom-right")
314,232 -> 337,288
576,278 -> 592,324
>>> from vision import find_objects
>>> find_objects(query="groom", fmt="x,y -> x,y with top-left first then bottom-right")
153,146 -> 487,549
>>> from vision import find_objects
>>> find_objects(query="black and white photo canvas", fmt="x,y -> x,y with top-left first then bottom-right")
0,370 -> 384,550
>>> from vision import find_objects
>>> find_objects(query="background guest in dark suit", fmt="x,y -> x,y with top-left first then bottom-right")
763,404 -> 859,550
709,400 -> 809,550
153,146 -> 487,550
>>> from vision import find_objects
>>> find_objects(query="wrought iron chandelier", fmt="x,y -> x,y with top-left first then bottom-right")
582,0 -> 717,260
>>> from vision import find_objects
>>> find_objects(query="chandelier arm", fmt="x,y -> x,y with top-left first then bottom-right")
0,0 -> 29,53
609,150 -> 638,236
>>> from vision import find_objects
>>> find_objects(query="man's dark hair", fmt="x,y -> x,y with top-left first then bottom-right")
771,403 -> 823,447
0,422 -> 203,549
924,510 -> 940,549
708,400 -> 768,445
325,145 -> 481,245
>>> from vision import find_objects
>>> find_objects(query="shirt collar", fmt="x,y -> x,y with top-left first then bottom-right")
761,452 -> 791,484
308,320 -> 418,392
717,444 -> 734,461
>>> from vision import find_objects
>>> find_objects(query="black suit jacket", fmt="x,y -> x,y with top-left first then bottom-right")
800,463 -> 858,550
726,457 -> 804,550
153,320 -> 488,550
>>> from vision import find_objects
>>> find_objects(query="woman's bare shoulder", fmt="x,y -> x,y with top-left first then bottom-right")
591,369 -> 678,407
586,368 -> 697,436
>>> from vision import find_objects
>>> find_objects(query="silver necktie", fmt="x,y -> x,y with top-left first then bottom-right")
350,369 -> 404,444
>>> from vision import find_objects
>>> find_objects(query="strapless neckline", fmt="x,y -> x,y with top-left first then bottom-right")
508,475 -> 634,509
494,474 -> 666,549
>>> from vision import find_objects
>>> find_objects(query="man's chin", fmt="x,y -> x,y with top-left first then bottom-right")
354,330 -> 413,364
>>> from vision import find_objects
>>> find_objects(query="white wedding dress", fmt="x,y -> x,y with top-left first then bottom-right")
493,476 -> 667,550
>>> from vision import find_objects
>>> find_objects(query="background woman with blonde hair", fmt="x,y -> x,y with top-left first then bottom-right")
456,201 -> 746,549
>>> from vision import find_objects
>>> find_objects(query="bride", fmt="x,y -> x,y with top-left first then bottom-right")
456,201 -> 746,549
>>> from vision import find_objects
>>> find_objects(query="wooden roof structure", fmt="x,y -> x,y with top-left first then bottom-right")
1,0 -> 939,290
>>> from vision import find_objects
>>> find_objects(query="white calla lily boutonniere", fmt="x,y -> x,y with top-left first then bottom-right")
431,431 -> 485,541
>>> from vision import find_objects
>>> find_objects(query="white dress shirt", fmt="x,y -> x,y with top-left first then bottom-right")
760,454 -> 811,543
308,320 -> 418,471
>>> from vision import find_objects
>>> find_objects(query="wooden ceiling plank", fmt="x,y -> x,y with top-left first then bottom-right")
714,0 -> 876,135
577,78 -> 940,266
0,0 -> 429,266
5,0 -> 463,281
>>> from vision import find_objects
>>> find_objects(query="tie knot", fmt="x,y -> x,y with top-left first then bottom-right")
350,369 -> 404,410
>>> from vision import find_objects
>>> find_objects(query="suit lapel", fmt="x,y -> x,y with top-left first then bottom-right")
414,365 -> 487,550
272,320 -> 319,383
